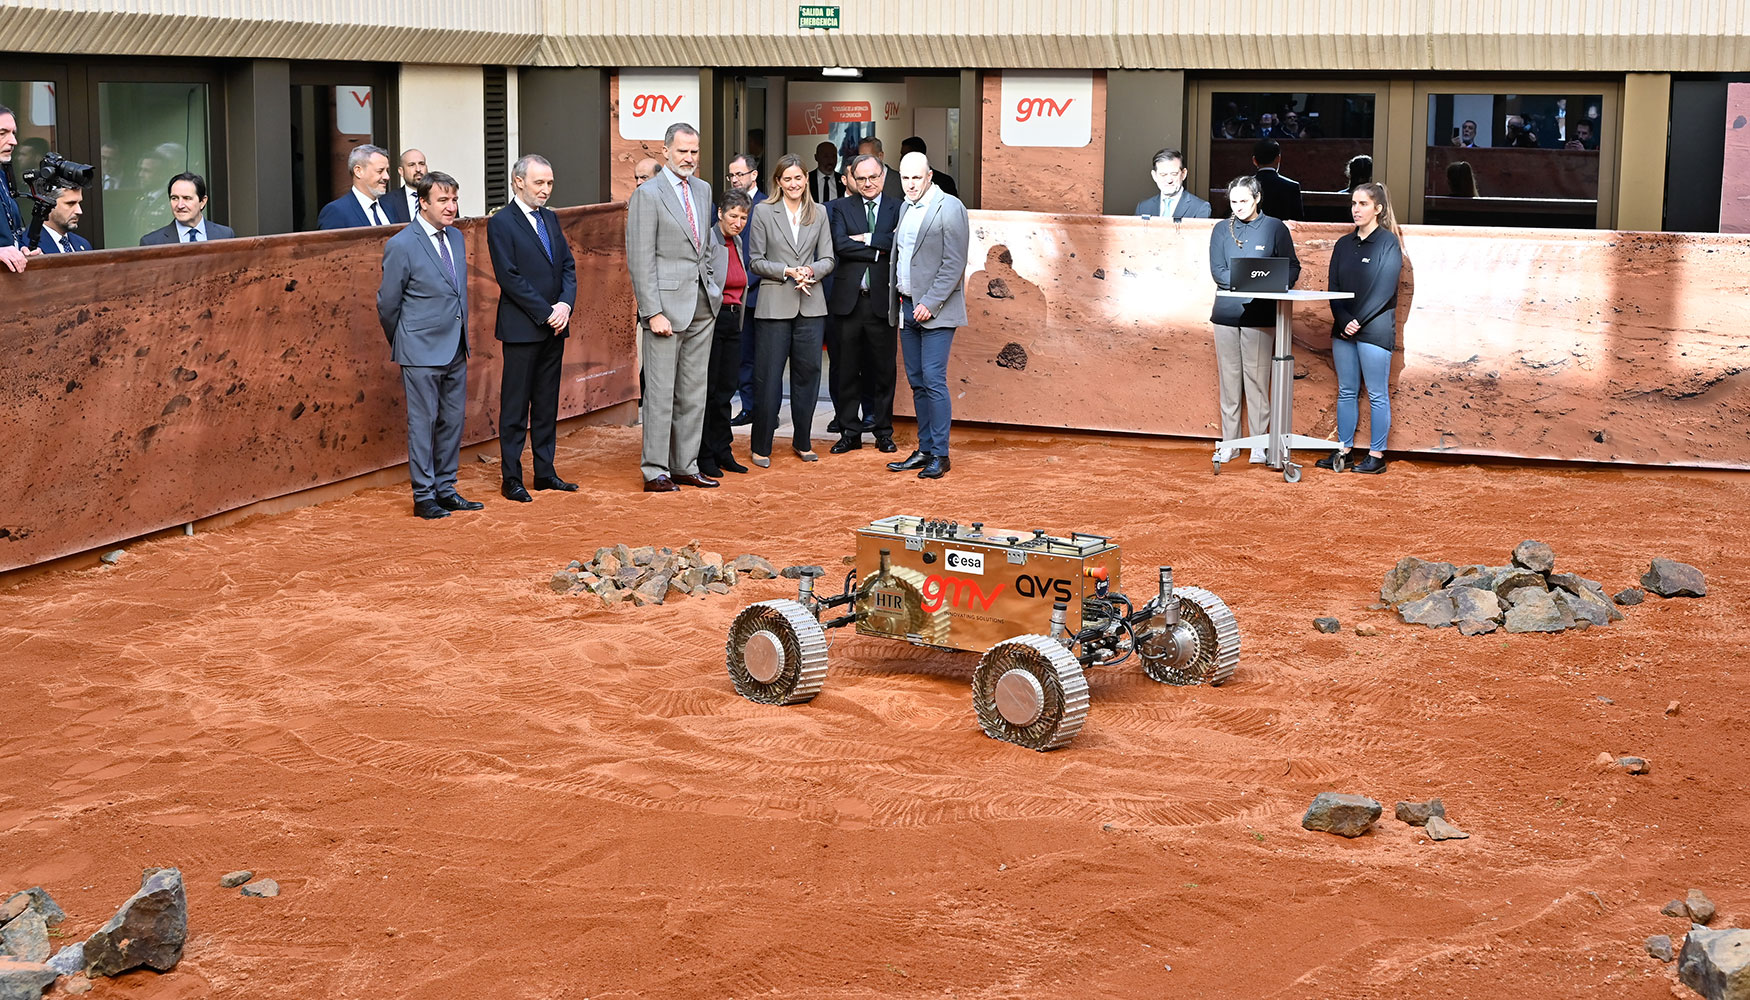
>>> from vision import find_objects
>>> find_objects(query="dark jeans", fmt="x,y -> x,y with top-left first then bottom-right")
899,296 -> 955,457
700,303 -> 743,465
751,314 -> 825,455
499,335 -> 565,483
832,290 -> 898,437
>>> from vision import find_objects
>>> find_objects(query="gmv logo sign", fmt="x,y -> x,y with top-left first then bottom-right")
1000,73 -> 1093,148
617,69 -> 700,141
630,93 -> 684,118
1013,97 -> 1073,122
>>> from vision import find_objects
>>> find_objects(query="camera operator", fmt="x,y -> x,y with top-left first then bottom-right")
38,185 -> 91,254
0,104 -> 41,272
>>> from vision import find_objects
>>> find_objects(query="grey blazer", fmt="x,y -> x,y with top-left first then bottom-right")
377,221 -> 469,367
625,169 -> 724,329
888,190 -> 970,330
747,199 -> 835,320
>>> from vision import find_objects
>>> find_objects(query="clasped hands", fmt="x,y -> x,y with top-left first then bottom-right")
783,266 -> 818,295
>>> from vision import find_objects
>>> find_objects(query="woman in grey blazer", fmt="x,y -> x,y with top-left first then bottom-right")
747,153 -> 836,464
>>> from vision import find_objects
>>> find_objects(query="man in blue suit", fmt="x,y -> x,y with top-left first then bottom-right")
826,153 -> 903,454
488,154 -> 578,503
378,171 -> 480,519
37,185 -> 92,253
0,104 -> 36,271
1134,148 -> 1212,221
139,173 -> 237,244
319,144 -> 405,230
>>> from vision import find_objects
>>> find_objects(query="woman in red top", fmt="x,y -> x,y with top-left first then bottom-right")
699,188 -> 753,477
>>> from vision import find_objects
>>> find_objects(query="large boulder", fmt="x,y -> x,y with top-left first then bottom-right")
1511,540 -> 1556,574
0,910 -> 48,963
1678,926 -> 1750,1000
44,943 -> 83,977
1554,589 -> 1614,628
1301,792 -> 1382,838
1398,592 -> 1455,627
0,958 -> 56,1000
83,868 -> 187,978
1504,588 -> 1573,633
1380,557 -> 1456,606
1643,558 -> 1706,598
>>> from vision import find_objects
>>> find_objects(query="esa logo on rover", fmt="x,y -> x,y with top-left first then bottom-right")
944,549 -> 985,574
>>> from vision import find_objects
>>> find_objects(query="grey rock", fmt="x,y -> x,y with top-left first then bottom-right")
218,871 -> 253,889
1398,592 -> 1456,627
1614,587 -> 1645,606
1424,815 -> 1470,840
239,878 -> 279,898
0,958 -> 56,1000
566,559 -> 583,571
0,911 -> 48,963
1301,792 -> 1382,838
1643,558 -> 1706,598
612,566 -> 642,588
1448,565 -> 1498,591
1555,589 -> 1614,628
99,550 -> 124,566
1666,899 -> 1693,918
63,974 -> 93,995
706,582 -> 731,595
1394,798 -> 1446,826
1617,756 -> 1651,774
1456,618 -> 1499,636
667,578 -> 691,596
0,892 -> 62,929
611,543 -> 633,567
1504,588 -> 1573,633
1511,540 -> 1556,574
1491,569 -> 1548,602
629,545 -> 657,566
1313,617 -> 1341,634
1647,935 -> 1676,962
44,943 -> 83,977
1688,889 -> 1718,925
634,573 -> 671,605
731,554 -> 778,580
548,571 -> 579,594
779,565 -> 826,579
1548,573 -> 1624,620
1380,557 -> 1456,606
1678,926 -> 1750,1000
681,567 -> 711,590
1447,586 -> 1504,623
83,867 -> 187,977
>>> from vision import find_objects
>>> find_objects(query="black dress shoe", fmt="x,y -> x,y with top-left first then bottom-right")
729,409 -> 753,426
827,418 -> 843,435
917,455 -> 951,479
829,434 -> 862,454
698,458 -> 723,478
436,492 -> 485,511
887,450 -> 928,471
502,480 -> 533,502
718,456 -> 749,474
1352,454 -> 1388,474
413,499 -> 452,519
671,472 -> 720,488
533,476 -> 578,491
1314,449 -> 1350,472
643,475 -> 679,493
874,435 -> 898,453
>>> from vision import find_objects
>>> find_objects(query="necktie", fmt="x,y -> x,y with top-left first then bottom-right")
678,179 -> 698,246
531,209 -> 552,260
58,235 -> 70,253
370,201 -> 386,226
436,229 -> 458,290
186,229 -> 199,243
862,200 -> 877,291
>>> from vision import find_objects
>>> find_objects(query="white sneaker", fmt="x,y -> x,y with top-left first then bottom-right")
1248,450 -> 1267,464
1215,447 -> 1237,463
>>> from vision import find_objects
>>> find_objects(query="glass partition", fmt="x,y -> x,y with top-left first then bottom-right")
1207,90 -> 1376,222
97,82 -> 212,247
1424,92 -> 1603,228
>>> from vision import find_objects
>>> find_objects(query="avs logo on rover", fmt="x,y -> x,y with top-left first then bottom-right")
943,548 -> 985,575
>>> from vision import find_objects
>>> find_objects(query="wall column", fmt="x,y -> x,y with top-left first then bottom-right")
519,68 -> 610,206
224,59 -> 293,236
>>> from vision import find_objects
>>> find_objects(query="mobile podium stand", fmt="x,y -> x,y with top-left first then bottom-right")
1213,289 -> 1353,483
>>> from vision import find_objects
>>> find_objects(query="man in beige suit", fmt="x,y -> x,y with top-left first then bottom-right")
625,122 -> 727,492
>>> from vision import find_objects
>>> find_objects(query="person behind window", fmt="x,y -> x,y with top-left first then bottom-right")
1567,120 -> 1598,151
1134,147 -> 1212,220
1446,160 -> 1479,198
1207,174 -> 1299,466
1317,182 -> 1403,476
1453,119 -> 1479,148
139,172 -> 235,245
1344,154 -> 1373,192
1251,138 -> 1304,221
1498,115 -> 1538,149
38,185 -> 92,254
1279,110 -> 1304,139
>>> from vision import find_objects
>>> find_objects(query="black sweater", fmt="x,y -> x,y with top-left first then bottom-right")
1327,226 -> 1403,351
1208,214 -> 1300,327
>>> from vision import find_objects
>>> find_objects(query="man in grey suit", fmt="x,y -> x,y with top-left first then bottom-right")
1134,148 -> 1212,220
139,173 -> 236,244
624,122 -> 726,493
377,171 -> 482,520
886,151 -> 970,481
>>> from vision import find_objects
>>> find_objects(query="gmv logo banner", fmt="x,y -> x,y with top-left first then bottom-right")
619,69 -> 701,142
1000,72 -> 1093,148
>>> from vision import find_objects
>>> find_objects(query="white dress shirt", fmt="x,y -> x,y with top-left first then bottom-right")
894,183 -> 939,299
352,186 -> 389,225
176,219 -> 210,242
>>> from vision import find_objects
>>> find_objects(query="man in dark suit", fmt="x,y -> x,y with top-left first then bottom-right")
858,137 -> 905,202
377,171 -> 481,520
488,153 -> 578,503
1134,147 -> 1212,220
139,172 -> 237,244
389,148 -> 425,224
808,141 -> 843,205
724,152 -> 765,425
37,185 -> 92,253
826,153 -> 903,455
0,105 -> 31,272
900,137 -> 957,198
1251,138 -> 1304,222
318,144 -> 399,230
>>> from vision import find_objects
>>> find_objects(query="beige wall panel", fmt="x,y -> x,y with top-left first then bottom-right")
400,65 -> 489,217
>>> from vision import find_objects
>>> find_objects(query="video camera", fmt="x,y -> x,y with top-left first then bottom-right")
18,152 -> 95,252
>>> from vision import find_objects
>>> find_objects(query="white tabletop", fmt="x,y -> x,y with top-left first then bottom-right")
1216,290 -> 1354,301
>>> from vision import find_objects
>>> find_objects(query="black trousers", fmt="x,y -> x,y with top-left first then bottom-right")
699,303 -> 743,466
832,290 -> 898,436
499,335 -> 565,483
752,314 -> 825,455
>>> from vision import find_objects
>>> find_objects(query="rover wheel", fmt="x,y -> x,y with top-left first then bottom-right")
972,635 -> 1089,751
1142,587 -> 1241,687
726,599 -> 829,705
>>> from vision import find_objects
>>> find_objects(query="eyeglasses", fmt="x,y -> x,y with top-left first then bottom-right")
729,169 -> 756,178
854,173 -> 882,181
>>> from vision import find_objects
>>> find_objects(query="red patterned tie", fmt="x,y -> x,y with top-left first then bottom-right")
678,179 -> 698,246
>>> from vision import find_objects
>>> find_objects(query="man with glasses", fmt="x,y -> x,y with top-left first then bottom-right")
825,153 -> 902,454
725,152 -> 765,426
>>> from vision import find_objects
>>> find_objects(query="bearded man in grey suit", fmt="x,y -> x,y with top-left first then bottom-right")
377,171 -> 482,520
625,122 -> 727,492
886,151 -> 970,481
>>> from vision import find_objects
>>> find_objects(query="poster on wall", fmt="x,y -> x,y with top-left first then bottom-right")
1000,72 -> 1093,148
1721,83 -> 1750,233
619,69 -> 702,142
786,82 -> 907,174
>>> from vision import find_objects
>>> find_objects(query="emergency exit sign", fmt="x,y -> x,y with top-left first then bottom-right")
799,4 -> 839,29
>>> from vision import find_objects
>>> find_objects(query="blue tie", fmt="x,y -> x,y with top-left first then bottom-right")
435,229 -> 458,290
531,209 -> 552,260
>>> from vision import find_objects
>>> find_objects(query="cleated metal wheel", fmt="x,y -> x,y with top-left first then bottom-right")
726,599 -> 829,705
1141,586 -> 1242,687
972,635 -> 1090,751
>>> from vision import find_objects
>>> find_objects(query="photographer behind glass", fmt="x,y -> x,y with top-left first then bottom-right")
1,105 -> 98,269
38,184 -> 91,254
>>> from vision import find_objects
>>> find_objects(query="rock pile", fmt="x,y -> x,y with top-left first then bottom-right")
550,543 -> 802,606
1,871 -> 187,997
1301,794 -> 1469,841
1380,542 -> 1706,635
